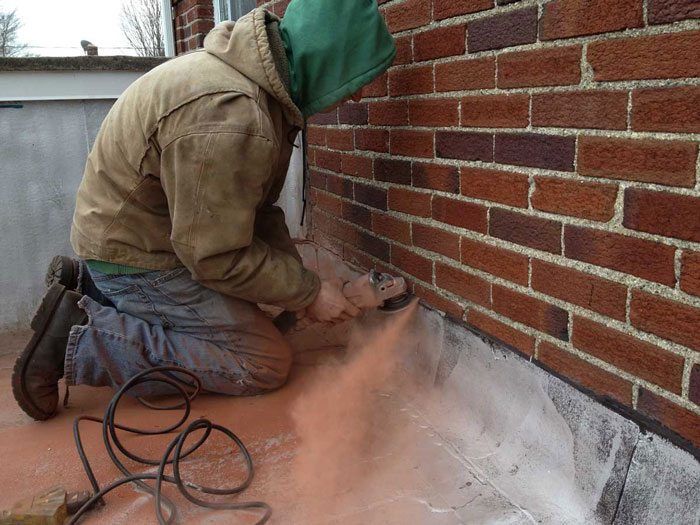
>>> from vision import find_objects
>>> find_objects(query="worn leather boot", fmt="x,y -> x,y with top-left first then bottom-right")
12,283 -> 86,420
44,255 -> 80,290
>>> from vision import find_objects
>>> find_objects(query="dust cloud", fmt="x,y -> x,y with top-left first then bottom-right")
289,302 -> 420,520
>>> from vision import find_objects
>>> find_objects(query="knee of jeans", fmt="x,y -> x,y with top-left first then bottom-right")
243,337 -> 293,392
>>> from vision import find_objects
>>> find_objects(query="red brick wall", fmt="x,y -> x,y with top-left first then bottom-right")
173,0 -> 215,54
258,0 -> 700,448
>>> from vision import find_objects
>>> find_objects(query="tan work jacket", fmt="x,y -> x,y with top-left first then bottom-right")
71,9 -> 320,311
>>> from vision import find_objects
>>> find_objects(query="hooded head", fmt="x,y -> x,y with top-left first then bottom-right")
279,0 -> 396,119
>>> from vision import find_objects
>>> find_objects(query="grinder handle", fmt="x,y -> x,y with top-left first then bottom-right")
342,274 -> 384,310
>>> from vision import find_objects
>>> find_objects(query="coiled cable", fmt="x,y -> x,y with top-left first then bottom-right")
68,366 -> 272,524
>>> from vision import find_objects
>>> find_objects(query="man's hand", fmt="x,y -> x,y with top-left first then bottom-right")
304,278 -> 361,324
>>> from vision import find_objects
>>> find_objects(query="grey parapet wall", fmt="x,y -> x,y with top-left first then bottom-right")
292,244 -> 700,525
0,57 -> 166,330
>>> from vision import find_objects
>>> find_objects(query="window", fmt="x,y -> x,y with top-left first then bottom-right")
214,0 -> 256,23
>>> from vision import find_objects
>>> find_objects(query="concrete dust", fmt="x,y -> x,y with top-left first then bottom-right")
289,302 -> 420,520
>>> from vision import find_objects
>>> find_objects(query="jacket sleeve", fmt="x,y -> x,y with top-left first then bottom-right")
159,130 -> 320,311
255,205 -> 303,263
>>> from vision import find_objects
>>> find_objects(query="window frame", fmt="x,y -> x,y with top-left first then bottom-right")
214,0 -> 255,23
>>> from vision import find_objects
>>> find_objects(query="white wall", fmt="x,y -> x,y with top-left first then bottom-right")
0,100 -> 114,329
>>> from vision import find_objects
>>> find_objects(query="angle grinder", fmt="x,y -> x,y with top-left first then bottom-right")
273,270 -> 415,333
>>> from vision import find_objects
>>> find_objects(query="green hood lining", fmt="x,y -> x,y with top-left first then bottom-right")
302,46 -> 396,117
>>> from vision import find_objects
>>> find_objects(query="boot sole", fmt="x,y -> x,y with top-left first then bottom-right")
44,255 -> 79,291
12,284 -> 66,421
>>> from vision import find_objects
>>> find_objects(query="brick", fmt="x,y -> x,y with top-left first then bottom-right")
354,183 -> 387,210
495,133 -> 576,171
468,7 -> 538,52
338,102 -> 368,125
314,149 -> 342,172
389,66 -> 434,96
691,364 -> 700,406
415,284 -> 465,319
355,129 -> 389,153
383,0 -> 431,32
538,342 -> 632,405
374,158 -> 412,185
307,127 -> 326,146
413,224 -> 461,260
368,100 -> 409,126
461,237 -> 529,285
540,0 -> 643,40
432,196 -> 488,233
435,263 -> 491,306
314,191 -> 342,215
565,226 -> 676,285
461,94 -> 529,128
308,109 -> 338,126
460,167 -> 529,208
311,207 -> 329,233
631,290 -> 700,351
588,31 -> 700,81
681,252 -> 700,297
344,244 -> 374,270
388,187 -> 431,217
532,91 -> 628,130
600,137 -> 698,187
391,245 -> 433,283
648,0 -> 700,23
314,231 -> 344,257
340,154 -> 373,179
190,19 -> 214,35
372,213 -> 411,244
434,0 -> 493,20
467,310 -> 536,356
532,177 -> 618,222
356,229 -> 390,261
493,285 -> 569,340
624,189 -> 700,244
637,389 -> 700,447
390,130 -> 434,158
341,201 -> 371,230
578,136 -> 697,187
394,35 -> 413,66
573,316 -> 684,393
436,131 -> 493,162
532,260 -> 627,320
498,46 -> 582,88
326,174 -> 353,198
435,57 -> 496,92
409,99 -> 460,127
632,86 -> 700,133
363,72 -> 388,98
414,25 -> 466,62
325,129 -> 354,151
412,163 -> 460,193
309,171 -> 326,191
490,208 -> 562,254
328,216 -> 356,244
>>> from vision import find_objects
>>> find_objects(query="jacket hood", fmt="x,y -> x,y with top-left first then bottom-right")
204,8 -> 304,127
280,0 -> 396,118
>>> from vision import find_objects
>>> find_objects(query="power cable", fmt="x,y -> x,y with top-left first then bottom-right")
68,366 -> 271,525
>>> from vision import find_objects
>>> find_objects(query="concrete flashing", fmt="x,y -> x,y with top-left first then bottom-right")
0,56 -> 168,72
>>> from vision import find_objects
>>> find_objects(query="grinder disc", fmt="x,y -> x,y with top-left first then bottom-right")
379,292 -> 416,312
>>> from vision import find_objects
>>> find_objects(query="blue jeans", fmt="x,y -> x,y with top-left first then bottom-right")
64,267 -> 293,396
